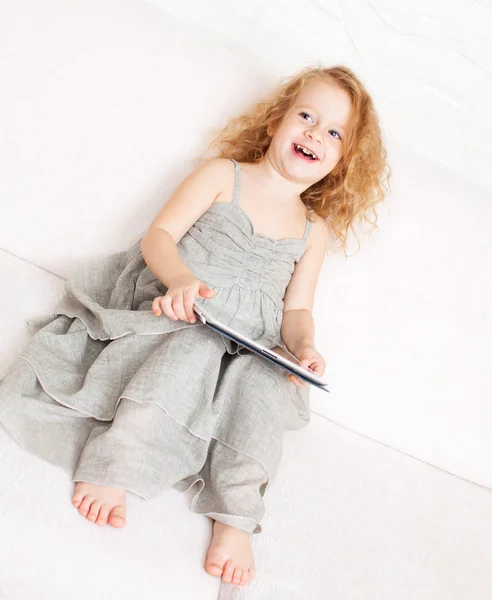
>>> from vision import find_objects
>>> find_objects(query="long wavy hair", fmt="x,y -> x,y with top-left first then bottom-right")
201,64 -> 391,254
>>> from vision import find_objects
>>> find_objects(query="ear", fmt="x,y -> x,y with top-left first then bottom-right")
266,121 -> 276,137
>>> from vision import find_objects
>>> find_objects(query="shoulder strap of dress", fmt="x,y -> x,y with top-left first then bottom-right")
302,209 -> 315,243
230,159 -> 241,205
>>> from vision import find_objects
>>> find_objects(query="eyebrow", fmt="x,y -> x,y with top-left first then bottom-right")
297,105 -> 347,133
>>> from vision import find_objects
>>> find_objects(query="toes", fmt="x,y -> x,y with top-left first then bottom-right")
240,569 -> 250,586
205,560 -> 224,577
222,559 -> 235,584
72,494 -> 82,508
87,500 -> 102,522
71,483 -> 126,527
87,500 -> 102,523
78,495 -> 94,517
95,505 -> 111,526
72,482 -> 87,508
108,505 -> 126,528
232,567 -> 243,585
72,490 -> 85,509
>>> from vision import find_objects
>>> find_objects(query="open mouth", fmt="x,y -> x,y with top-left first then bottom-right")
292,143 -> 319,161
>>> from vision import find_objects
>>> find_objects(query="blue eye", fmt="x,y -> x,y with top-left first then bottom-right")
300,112 -> 342,140
300,112 -> 314,123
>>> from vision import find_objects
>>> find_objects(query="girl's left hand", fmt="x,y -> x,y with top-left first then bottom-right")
289,345 -> 326,388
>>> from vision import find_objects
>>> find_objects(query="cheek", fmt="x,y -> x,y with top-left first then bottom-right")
279,118 -> 300,137
325,140 -> 343,161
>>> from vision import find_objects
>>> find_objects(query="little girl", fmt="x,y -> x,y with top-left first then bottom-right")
0,65 -> 389,587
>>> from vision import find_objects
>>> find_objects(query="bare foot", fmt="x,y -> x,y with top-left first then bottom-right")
205,520 -> 256,586
72,482 -> 126,528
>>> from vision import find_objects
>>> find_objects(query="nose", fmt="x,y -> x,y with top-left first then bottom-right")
304,125 -> 323,145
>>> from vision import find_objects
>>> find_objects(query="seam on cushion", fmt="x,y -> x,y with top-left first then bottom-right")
0,247 -> 66,280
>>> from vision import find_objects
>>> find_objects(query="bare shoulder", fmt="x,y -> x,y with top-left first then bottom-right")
197,157 -> 237,200
143,157 -> 234,244
198,156 -> 233,175
307,212 -> 331,250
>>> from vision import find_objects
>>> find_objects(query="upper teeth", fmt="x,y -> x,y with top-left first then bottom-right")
295,144 -> 318,160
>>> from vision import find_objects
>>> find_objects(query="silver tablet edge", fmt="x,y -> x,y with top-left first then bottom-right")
193,305 -> 330,388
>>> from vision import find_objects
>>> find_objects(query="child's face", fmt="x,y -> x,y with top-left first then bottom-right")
268,79 -> 351,187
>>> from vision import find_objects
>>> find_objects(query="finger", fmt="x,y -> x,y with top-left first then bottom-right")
152,297 -> 163,316
295,375 -> 307,387
161,295 -> 178,321
172,293 -> 188,322
293,371 -> 309,386
159,297 -> 172,317
299,359 -> 314,373
308,359 -> 325,375
305,360 -> 320,374
183,290 -> 197,323
289,374 -> 303,388
199,283 -> 215,298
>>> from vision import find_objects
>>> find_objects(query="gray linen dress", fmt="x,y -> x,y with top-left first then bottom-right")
0,159 -> 312,534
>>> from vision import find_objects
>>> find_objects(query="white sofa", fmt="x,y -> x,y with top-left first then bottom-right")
1,1 -> 491,599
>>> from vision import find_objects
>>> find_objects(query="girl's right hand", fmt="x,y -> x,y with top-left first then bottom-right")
152,273 -> 216,323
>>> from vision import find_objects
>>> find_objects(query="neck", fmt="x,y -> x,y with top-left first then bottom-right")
250,154 -> 309,202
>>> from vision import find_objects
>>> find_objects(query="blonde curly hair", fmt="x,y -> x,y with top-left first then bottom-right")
202,64 -> 391,254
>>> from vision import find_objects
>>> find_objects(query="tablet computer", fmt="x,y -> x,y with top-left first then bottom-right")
193,304 -> 330,393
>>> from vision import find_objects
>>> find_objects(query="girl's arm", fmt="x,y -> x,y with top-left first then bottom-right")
281,309 -> 315,357
280,215 -> 330,357
141,158 -> 231,287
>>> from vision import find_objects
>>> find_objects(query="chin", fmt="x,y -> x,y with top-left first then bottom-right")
286,159 -> 324,180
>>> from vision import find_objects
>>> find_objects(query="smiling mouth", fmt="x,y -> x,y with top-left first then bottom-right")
292,143 -> 319,161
